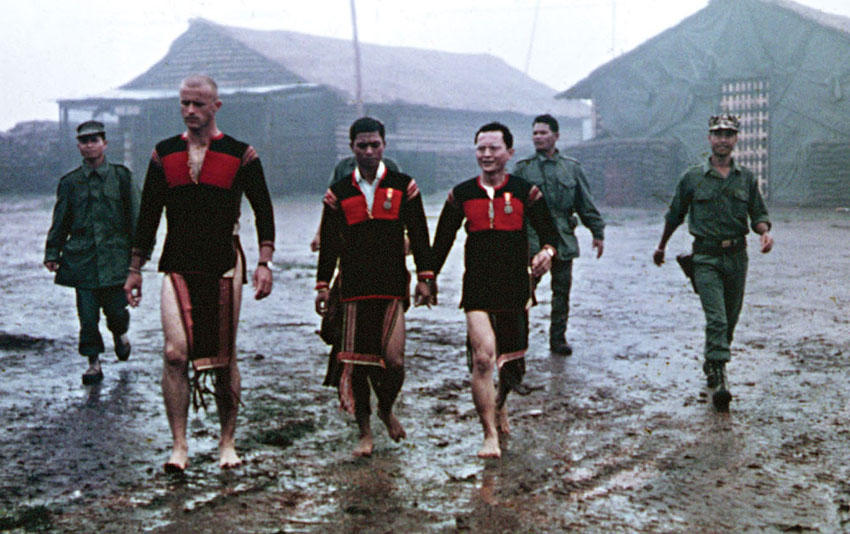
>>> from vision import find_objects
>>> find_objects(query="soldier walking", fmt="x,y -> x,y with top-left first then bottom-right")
653,114 -> 773,411
512,114 -> 604,355
44,120 -> 138,385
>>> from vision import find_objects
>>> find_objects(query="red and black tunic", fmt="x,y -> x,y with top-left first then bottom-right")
316,169 -> 433,301
432,174 -> 559,311
133,132 -> 275,276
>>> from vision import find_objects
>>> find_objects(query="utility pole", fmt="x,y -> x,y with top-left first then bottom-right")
350,0 -> 364,117
524,0 -> 542,74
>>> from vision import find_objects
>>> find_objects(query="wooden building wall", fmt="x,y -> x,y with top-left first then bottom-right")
59,89 -> 340,195
58,90 -> 585,196
564,138 -> 687,207
802,141 -> 850,207
332,103 -> 585,194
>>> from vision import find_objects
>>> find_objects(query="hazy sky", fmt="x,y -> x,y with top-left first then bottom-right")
3,0 -> 850,131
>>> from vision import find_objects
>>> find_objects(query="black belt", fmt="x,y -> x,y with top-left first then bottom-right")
692,236 -> 746,256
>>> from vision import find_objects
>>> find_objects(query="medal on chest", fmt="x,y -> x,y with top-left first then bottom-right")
504,192 -> 513,214
383,188 -> 394,211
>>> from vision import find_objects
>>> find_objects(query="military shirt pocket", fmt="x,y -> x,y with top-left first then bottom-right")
690,187 -> 715,222
70,184 -> 90,232
727,188 -> 749,218
552,175 -> 577,211
103,178 -> 128,226
693,188 -> 714,202
103,179 -> 121,201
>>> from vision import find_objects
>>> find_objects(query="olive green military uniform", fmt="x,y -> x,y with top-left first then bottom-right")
664,158 -> 770,363
45,158 -> 140,357
512,151 -> 605,348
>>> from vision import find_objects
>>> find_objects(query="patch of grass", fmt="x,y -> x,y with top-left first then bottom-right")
251,420 -> 316,448
0,505 -> 52,532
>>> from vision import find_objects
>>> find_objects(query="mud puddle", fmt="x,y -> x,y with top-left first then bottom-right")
1,196 -> 850,533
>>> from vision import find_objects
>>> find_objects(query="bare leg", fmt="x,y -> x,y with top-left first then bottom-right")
495,406 -> 511,436
351,366 -> 373,457
161,276 -> 190,471
495,381 -> 511,435
466,311 -> 500,459
215,361 -> 242,468
86,354 -> 102,375
217,262 -> 243,468
375,307 -> 406,442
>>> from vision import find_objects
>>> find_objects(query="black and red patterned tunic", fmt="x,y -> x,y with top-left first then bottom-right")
432,174 -> 559,311
316,168 -> 433,301
133,132 -> 275,275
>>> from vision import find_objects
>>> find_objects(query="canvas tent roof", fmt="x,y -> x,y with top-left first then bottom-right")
558,0 -> 850,101
554,0 -> 850,204
121,18 -> 587,118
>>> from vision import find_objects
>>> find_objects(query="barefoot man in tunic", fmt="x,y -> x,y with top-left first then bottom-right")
432,122 -> 559,458
124,75 -> 275,471
315,117 -> 433,457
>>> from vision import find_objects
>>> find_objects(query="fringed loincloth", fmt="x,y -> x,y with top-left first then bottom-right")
466,310 -> 529,394
168,234 -> 244,411
321,277 -> 342,390
327,299 -> 402,414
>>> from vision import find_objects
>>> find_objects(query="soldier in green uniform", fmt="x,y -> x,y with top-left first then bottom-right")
44,121 -> 139,385
512,114 -> 605,355
653,114 -> 773,411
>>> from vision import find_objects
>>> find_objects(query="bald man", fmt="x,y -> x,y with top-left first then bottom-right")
124,75 -> 276,472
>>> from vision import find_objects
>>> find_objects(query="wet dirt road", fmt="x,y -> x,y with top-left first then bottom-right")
1,195 -> 850,533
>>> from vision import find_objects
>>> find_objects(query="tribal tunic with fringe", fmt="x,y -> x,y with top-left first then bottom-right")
316,168 -> 433,302
133,132 -> 275,276
432,174 -> 559,312
132,132 -> 275,407
316,169 -> 433,365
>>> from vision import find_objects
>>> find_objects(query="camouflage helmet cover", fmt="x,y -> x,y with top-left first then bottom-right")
708,114 -> 740,132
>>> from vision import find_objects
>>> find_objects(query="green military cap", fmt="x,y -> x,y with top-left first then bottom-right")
76,120 -> 106,138
708,114 -> 740,132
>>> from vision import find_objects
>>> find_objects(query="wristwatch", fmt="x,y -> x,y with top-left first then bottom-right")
257,261 -> 274,271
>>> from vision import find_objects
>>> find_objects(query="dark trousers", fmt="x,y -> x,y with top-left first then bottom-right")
693,251 -> 748,363
549,258 -> 573,346
75,286 -> 129,357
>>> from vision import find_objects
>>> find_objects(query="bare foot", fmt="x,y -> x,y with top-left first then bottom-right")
353,434 -> 374,457
219,445 -> 242,469
496,406 -> 511,435
165,445 -> 189,472
477,435 -> 501,459
378,410 -> 407,442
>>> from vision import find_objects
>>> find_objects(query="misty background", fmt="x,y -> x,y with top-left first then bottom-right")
3,0 -> 850,201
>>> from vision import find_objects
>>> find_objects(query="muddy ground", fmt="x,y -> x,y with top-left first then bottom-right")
1,195 -> 849,533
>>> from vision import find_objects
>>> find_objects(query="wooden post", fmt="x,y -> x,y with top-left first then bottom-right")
350,0 -> 364,117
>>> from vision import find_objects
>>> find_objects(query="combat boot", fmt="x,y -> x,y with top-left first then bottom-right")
711,361 -> 732,412
114,333 -> 131,362
703,360 -> 720,389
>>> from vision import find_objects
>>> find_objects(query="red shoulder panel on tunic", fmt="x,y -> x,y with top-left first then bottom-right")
200,151 -> 241,189
371,187 -> 401,221
463,196 -> 524,232
159,149 -> 241,189
160,152 -> 192,187
340,196 -> 371,225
